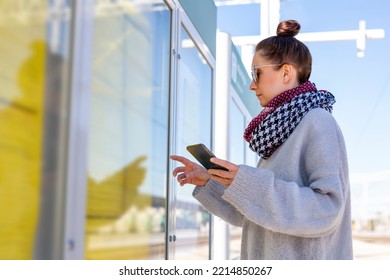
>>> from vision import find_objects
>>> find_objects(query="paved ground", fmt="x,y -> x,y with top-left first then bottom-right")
353,239 -> 390,259
229,237 -> 390,259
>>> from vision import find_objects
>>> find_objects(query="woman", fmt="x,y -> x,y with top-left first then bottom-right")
170,20 -> 353,259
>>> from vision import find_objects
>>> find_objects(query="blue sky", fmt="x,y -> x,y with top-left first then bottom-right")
217,0 -> 390,217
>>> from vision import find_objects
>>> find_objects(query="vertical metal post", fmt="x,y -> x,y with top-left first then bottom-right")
167,1 -> 179,259
212,31 -> 232,260
63,0 -> 94,259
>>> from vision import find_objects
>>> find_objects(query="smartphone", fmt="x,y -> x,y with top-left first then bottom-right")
186,143 -> 229,171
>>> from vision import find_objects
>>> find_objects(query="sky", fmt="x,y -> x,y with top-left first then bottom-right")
217,0 -> 390,219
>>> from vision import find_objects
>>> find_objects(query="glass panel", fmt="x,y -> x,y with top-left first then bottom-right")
85,1 -> 171,260
229,99 -> 246,165
174,25 -> 213,260
227,98 -> 245,260
0,0 -> 71,259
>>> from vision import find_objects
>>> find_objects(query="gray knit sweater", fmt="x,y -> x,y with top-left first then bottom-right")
193,108 -> 353,259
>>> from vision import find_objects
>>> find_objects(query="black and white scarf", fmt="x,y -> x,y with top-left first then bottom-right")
244,81 -> 335,159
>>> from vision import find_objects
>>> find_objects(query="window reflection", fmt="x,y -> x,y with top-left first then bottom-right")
0,0 -> 71,259
85,1 -> 170,260
174,26 -> 213,260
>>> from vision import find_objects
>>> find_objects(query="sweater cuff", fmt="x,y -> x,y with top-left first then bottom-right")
193,179 -> 226,199
222,165 -> 273,209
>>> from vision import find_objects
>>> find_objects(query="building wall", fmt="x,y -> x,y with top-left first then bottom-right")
179,0 -> 217,57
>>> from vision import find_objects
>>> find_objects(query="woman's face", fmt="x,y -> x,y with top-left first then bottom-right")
249,53 -> 286,107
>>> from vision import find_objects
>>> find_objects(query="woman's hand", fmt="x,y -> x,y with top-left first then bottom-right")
170,155 -> 211,186
208,158 -> 239,187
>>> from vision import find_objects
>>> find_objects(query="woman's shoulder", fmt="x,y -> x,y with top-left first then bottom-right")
299,108 -> 346,145
302,107 -> 337,126
297,108 -> 344,140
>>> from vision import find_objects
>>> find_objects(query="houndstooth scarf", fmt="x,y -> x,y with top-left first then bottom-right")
244,81 -> 335,159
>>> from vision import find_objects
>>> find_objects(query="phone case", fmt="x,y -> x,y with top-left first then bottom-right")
186,144 -> 228,171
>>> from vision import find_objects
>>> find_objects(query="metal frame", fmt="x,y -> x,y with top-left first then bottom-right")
63,0 -> 94,259
165,0 -> 178,261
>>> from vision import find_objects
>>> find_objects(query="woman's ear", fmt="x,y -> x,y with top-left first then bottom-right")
282,64 -> 295,83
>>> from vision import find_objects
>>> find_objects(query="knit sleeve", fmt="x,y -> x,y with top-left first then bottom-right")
222,109 -> 349,238
192,179 -> 244,227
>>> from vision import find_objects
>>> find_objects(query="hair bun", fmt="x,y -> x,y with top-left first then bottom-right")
276,20 -> 301,37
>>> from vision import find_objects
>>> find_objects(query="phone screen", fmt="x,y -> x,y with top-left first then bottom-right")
186,144 -> 229,171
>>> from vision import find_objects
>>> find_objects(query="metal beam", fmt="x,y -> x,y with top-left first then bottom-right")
232,20 -> 385,58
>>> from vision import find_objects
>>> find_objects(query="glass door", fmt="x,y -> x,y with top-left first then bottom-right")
171,24 -> 213,260
84,0 -> 171,260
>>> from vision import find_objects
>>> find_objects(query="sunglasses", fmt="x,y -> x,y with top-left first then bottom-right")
251,64 -> 283,84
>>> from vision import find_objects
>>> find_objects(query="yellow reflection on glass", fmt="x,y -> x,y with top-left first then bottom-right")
0,0 -> 46,259
85,156 -> 163,259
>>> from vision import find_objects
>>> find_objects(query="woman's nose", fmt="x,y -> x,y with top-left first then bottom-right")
249,80 -> 257,91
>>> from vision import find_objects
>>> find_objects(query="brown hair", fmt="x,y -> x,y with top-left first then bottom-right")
255,20 -> 312,84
